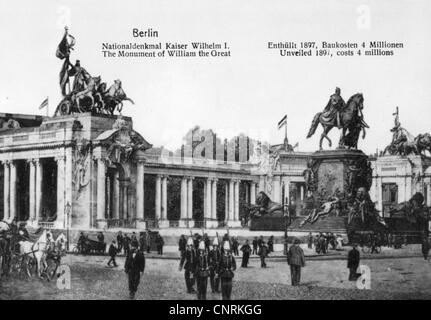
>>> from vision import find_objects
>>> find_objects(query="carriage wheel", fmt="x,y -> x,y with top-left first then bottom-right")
361,245 -> 370,254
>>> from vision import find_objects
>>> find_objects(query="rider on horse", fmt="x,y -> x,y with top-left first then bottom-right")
322,87 -> 346,129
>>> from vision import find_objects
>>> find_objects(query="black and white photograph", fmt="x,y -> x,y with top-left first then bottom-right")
0,0 -> 431,306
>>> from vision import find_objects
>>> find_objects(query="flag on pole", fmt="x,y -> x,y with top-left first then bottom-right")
278,115 -> 287,129
39,97 -> 48,110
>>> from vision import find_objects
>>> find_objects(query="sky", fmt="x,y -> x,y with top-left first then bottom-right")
0,0 -> 430,154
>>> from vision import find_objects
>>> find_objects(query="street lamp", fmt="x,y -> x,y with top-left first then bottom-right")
65,201 -> 71,251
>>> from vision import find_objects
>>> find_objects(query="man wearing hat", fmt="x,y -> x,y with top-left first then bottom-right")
287,238 -> 305,286
240,240 -> 252,268
347,243 -> 360,281
258,241 -> 268,268
195,240 -> 210,300
209,237 -> 221,293
218,241 -> 236,300
124,243 -> 146,299
179,237 -> 197,294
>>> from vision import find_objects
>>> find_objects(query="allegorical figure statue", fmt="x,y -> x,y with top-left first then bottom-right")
54,27 -> 134,117
307,88 -> 368,150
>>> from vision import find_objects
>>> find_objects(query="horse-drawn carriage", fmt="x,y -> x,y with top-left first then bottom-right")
75,236 -> 106,255
0,221 -> 66,281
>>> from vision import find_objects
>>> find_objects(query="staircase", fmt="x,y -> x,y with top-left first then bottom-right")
287,216 -> 348,233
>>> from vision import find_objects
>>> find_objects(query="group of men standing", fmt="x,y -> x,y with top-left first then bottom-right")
179,235 -> 237,300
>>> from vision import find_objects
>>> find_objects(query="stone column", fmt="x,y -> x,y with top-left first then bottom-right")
55,156 -> 65,229
228,179 -> 234,224
28,160 -> 36,224
96,158 -> 107,229
155,175 -> 162,224
234,180 -> 240,221
259,176 -> 265,194
113,171 -> 120,219
273,176 -> 281,203
188,177 -> 194,221
3,161 -> 9,221
250,182 -> 256,205
35,159 -> 43,221
211,179 -> 217,220
159,175 -> 169,228
285,179 -> 290,205
135,161 -> 145,228
64,150 -> 73,226
205,178 -> 212,221
9,161 -> 17,222
225,182 -> 229,224
376,177 -> 383,214
179,177 -> 188,227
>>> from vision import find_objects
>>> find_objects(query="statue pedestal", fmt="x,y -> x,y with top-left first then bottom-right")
310,149 -> 370,198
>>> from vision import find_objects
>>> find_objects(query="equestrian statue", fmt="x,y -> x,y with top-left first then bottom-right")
306,87 -> 369,150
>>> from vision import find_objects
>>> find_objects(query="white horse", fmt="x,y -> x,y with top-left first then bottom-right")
55,233 -> 68,255
19,229 -> 53,277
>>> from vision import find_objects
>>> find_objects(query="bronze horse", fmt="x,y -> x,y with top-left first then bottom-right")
307,93 -> 368,150
248,191 -> 285,217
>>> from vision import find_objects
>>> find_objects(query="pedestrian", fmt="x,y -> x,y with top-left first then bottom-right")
240,240 -> 251,268
252,237 -> 258,255
257,235 -> 264,249
195,240 -> 210,300
139,232 -> 146,252
209,237 -> 221,293
218,241 -> 236,300
203,233 -> 210,252
268,235 -> 274,253
318,233 -> 327,254
116,231 -> 124,253
107,240 -> 118,267
347,243 -> 360,281
421,236 -> 430,261
232,237 -> 239,256
287,238 -> 305,286
179,237 -> 197,294
157,234 -> 164,255
307,232 -> 313,249
131,232 -> 139,249
124,244 -> 146,300
97,231 -> 104,243
78,232 -> 86,253
179,234 -> 187,258
123,233 -> 131,257
146,231 -> 151,253
258,241 -> 268,268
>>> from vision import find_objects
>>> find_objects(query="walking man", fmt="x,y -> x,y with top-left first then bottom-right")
347,243 -> 360,281
240,240 -> 251,268
259,241 -> 268,268
218,241 -> 236,300
124,244 -> 146,299
195,241 -> 210,300
307,232 -> 313,249
287,238 -> 305,286
179,237 -> 197,294
107,240 -> 118,267
252,237 -> 258,255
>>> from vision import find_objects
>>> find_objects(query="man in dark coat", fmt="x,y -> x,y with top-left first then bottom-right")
139,232 -> 146,252
116,231 -> 124,253
179,237 -> 197,294
421,237 -> 430,261
258,241 -> 268,268
195,241 -> 210,300
287,238 -> 305,286
156,234 -> 164,255
240,240 -> 251,268
179,235 -> 187,258
209,238 -> 221,293
124,245 -> 146,299
146,231 -> 151,253
268,235 -> 274,253
252,237 -> 258,255
130,232 -> 139,249
347,243 -> 360,281
232,237 -> 239,256
123,233 -> 131,257
218,241 -> 236,300
107,240 -> 118,267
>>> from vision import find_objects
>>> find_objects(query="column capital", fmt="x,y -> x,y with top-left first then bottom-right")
55,155 -> 66,162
